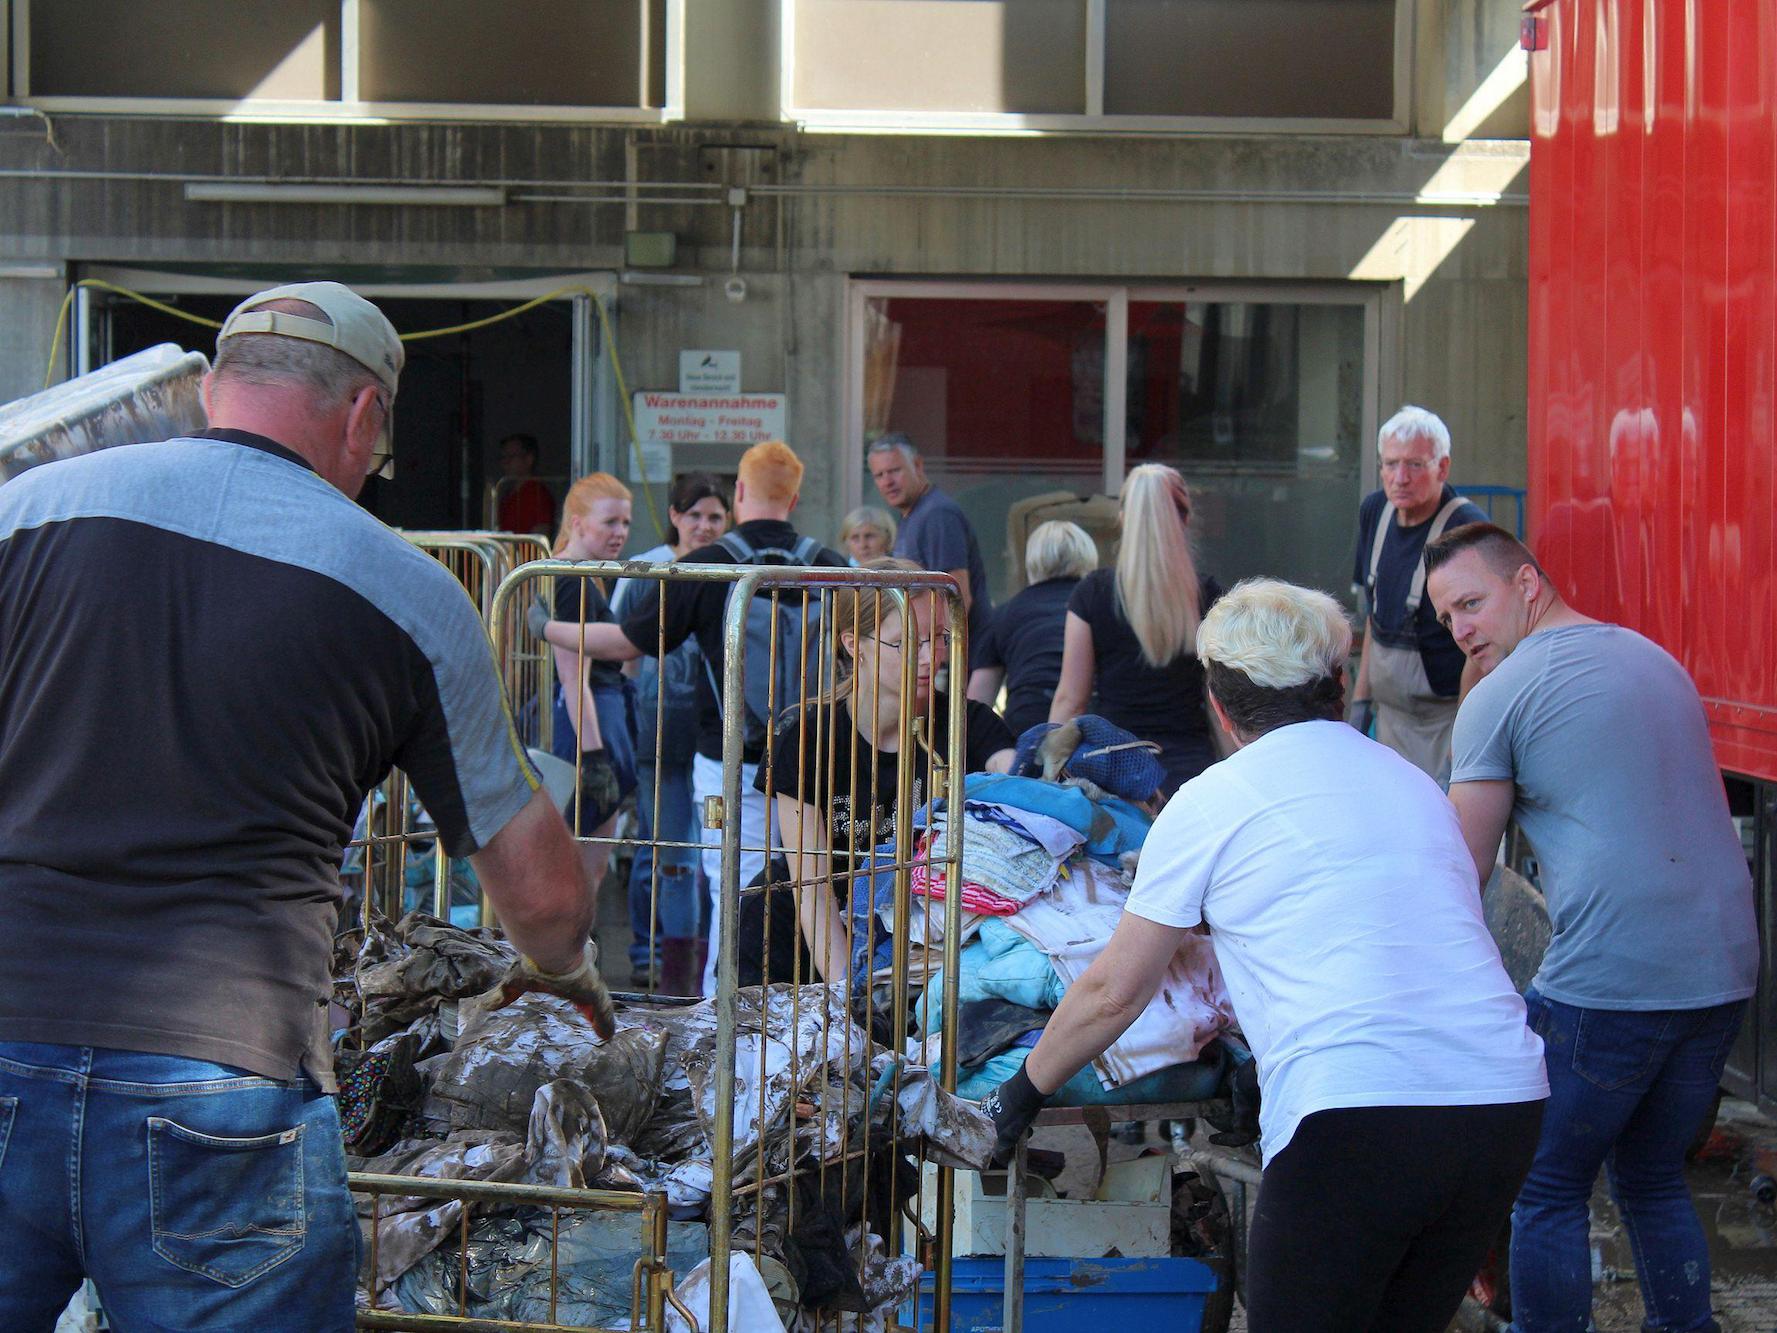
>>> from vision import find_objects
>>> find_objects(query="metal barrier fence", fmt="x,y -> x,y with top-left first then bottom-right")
490,557 -> 971,1333
335,554 -> 970,1331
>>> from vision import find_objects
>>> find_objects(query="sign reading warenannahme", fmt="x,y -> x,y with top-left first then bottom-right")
633,391 -> 787,446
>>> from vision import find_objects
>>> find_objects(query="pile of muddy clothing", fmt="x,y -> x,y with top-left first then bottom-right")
334,913 -> 993,1330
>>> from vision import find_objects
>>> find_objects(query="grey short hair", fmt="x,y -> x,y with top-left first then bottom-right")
1378,405 -> 1451,461
211,299 -> 383,411
866,432 -> 919,465
1025,519 -> 1097,583
839,505 -> 897,544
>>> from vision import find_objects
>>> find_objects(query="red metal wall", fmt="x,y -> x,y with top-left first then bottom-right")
1528,0 -> 1777,782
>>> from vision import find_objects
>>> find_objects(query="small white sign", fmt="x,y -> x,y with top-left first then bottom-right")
633,391 -> 787,447
678,350 -> 741,394
628,439 -> 672,484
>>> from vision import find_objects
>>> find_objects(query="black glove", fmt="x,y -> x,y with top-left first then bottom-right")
981,1062 -> 1049,1169
526,594 -> 552,641
1347,697 -> 1376,737
1205,1056 -> 1261,1148
572,749 -> 622,831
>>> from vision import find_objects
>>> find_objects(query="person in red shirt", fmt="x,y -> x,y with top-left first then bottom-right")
495,433 -> 556,535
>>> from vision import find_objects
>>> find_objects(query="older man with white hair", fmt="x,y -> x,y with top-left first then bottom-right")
984,578 -> 1546,1332
1349,405 -> 1488,782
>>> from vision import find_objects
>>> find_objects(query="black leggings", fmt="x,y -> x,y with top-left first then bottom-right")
1244,1100 -> 1543,1332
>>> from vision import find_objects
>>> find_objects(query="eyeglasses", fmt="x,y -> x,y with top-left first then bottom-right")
873,633 -> 952,658
368,393 -> 395,480
1381,458 -> 1433,476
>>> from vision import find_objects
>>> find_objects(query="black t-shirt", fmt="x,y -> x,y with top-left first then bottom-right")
754,691 -> 1014,855
1068,566 -> 1223,755
554,575 -> 625,693
738,690 -> 1013,987
619,519 -> 850,762
1352,486 -> 1488,697
974,577 -> 1079,738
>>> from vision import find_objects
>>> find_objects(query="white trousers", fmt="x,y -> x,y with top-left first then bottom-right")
690,751 -> 772,996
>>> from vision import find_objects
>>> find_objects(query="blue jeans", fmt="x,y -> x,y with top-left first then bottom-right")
1510,991 -> 1744,1332
0,1043 -> 357,1332
626,758 -> 706,972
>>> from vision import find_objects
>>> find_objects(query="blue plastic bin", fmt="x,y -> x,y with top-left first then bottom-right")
913,1255 -> 1219,1331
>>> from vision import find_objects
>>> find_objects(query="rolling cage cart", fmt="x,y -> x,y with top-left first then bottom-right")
340,552 -> 979,1332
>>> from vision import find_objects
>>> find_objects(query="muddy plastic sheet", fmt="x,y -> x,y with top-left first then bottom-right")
424,994 -> 666,1145
876,1056 -> 996,1172
344,912 -> 517,1044
358,1079 -> 609,1288
680,984 -> 871,1177
393,1207 -> 709,1329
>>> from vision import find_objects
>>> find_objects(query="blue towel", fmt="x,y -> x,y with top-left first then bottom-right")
958,772 -> 1152,864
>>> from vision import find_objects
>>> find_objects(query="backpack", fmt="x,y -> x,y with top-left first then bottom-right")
705,530 -> 826,751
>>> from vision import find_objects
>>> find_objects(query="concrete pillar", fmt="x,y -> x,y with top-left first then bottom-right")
0,270 -> 70,405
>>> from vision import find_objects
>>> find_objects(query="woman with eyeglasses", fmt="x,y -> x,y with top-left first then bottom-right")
739,557 -> 1017,986
1049,463 -> 1224,798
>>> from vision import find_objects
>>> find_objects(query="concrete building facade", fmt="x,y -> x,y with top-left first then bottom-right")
0,0 -> 1531,600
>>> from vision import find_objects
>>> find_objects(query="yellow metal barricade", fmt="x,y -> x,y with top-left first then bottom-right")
487,557 -> 970,1333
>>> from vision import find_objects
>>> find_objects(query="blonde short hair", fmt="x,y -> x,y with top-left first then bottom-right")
1197,578 -> 1351,689
1025,520 -> 1097,584
738,440 -> 804,506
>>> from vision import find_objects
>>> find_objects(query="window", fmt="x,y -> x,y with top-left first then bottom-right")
15,0 -> 681,121
853,282 -> 1376,602
786,0 -> 1410,131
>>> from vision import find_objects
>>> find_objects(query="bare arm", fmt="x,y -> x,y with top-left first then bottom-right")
1048,612 -> 1096,723
469,786 -> 595,973
966,665 -> 1005,707
983,747 -> 1015,774
1449,779 -> 1516,890
1023,914 -> 1186,1093
550,645 -> 603,750
543,618 -> 644,662
774,792 -> 851,983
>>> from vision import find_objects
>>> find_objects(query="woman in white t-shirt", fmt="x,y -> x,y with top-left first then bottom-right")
983,578 -> 1547,1333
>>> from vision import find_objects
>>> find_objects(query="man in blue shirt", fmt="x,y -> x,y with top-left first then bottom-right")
868,433 -> 993,667
1349,406 -> 1487,782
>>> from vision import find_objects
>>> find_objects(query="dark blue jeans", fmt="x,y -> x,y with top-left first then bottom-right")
0,1042 -> 357,1332
626,758 -> 706,973
1510,990 -> 1744,1333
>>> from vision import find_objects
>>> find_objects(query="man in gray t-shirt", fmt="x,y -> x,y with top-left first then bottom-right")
867,433 -> 993,667
1426,521 -> 1756,1332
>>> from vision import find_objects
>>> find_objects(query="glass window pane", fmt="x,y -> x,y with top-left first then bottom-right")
1126,299 -> 1366,600
793,0 -> 1087,114
868,297 -> 1106,598
1105,0 -> 1395,120
360,0 -> 661,107
29,0 -> 340,100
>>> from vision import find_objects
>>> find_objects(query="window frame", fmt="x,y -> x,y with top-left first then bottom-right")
6,0 -> 685,124
783,0 -> 1414,136
843,277 -> 1385,511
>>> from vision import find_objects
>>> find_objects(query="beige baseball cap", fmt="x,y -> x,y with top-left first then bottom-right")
218,281 -> 404,396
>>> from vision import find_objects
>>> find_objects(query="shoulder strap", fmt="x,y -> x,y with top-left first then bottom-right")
1403,494 -> 1470,614
1366,499 -> 1395,592
717,531 -> 755,563
791,535 -> 821,564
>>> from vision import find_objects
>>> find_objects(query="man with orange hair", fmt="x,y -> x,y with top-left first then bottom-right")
544,440 -> 848,993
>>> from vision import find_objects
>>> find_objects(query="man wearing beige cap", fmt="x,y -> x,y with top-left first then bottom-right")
0,282 -> 608,1330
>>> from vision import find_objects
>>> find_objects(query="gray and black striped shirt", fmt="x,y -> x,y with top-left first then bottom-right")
0,429 -> 537,1088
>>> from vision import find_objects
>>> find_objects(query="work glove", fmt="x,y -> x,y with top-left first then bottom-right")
526,594 -> 552,641
980,1061 -> 1049,1169
572,749 -> 623,831
1347,697 -> 1376,737
476,941 -> 617,1041
1204,1056 -> 1261,1148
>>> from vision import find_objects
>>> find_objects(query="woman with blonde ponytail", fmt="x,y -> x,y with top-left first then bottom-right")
1048,463 -> 1224,796
537,473 -> 637,891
